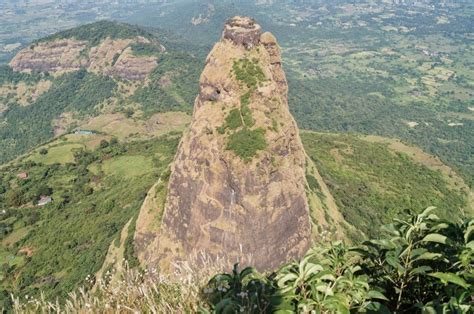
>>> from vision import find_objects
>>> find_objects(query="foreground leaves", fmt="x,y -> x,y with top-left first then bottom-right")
205,208 -> 473,313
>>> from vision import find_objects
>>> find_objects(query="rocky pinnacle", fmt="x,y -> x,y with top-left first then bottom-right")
135,16 -> 312,272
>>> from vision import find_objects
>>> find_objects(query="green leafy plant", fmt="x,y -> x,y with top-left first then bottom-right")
204,264 -> 275,313
204,208 -> 473,313
355,207 -> 473,313
274,243 -> 388,313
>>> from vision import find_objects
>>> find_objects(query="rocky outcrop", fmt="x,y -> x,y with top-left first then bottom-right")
104,47 -> 158,81
9,36 -> 163,81
136,16 -> 313,272
9,39 -> 88,74
223,16 -> 262,49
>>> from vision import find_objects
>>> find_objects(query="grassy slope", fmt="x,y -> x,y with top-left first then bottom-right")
301,131 -> 471,238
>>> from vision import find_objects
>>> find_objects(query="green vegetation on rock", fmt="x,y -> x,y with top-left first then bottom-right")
218,60 -> 264,161
227,128 -> 267,162
223,108 -> 243,130
232,58 -> 265,89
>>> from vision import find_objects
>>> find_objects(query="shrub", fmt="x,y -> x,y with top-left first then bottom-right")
356,207 -> 474,313
224,109 -> 243,130
232,59 -> 266,89
5,190 -> 23,207
99,140 -> 110,149
227,128 -> 267,162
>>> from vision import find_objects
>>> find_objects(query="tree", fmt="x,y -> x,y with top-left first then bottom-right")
99,140 -> 109,149
5,190 -> 22,207
83,186 -> 94,196
36,185 -> 52,197
110,138 -> 118,145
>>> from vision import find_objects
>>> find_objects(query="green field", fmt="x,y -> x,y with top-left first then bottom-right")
103,155 -> 154,178
27,144 -> 84,164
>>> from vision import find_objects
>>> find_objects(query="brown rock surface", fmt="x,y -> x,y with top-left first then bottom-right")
136,16 -> 313,272
9,36 -> 161,81
223,16 -> 262,49
9,39 -> 88,74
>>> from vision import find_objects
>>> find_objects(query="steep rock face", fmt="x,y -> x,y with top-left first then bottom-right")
136,16 -> 312,271
9,39 -> 88,74
9,36 -> 162,81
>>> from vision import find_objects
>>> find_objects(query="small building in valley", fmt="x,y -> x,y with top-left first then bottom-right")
38,195 -> 52,207
74,129 -> 95,135
17,172 -> 28,180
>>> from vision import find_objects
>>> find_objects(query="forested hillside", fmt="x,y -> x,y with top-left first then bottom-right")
0,133 -> 179,302
0,21 -> 202,165
302,132 -> 470,239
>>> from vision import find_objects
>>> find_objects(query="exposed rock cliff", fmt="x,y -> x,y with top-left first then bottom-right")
9,36 -> 163,81
135,16 -> 313,271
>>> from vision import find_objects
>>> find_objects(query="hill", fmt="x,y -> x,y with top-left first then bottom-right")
0,21 -> 202,165
136,17 -> 316,271
0,132 -> 179,301
302,132 -> 471,239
